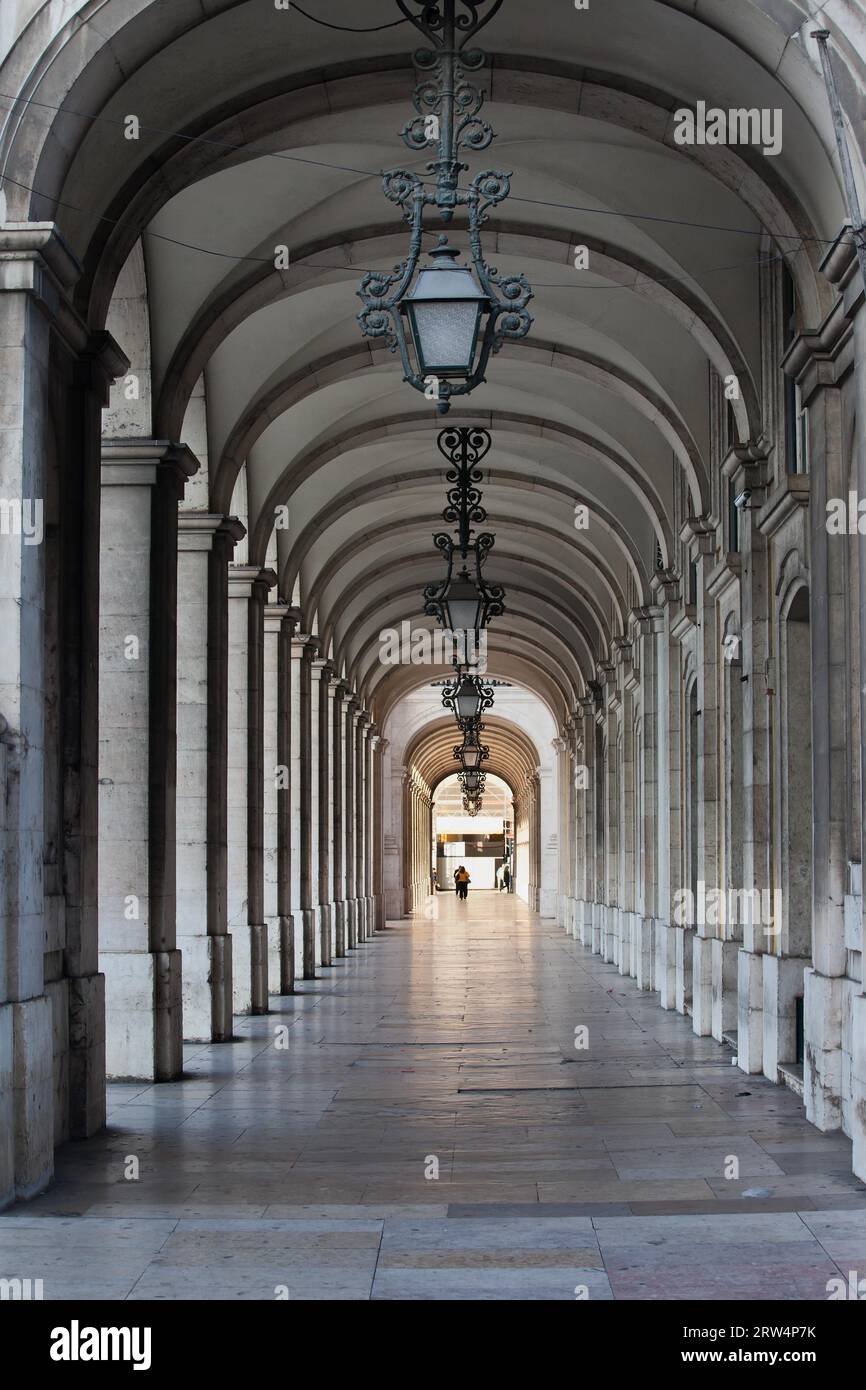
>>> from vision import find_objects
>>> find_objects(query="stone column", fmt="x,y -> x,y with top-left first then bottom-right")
262,603 -> 300,995
176,515 -> 244,1040
277,609 -> 301,993
290,633 -> 319,979
600,667 -> 619,964
786,319 -> 849,1128
737,456 -> 773,1074
614,639 -> 636,977
633,609 -> 659,989
355,714 -> 370,940
651,570 -> 682,1009
313,657 -> 334,967
0,227 -> 127,1202
364,724 -> 377,935
263,602 -> 289,995
227,565 -> 276,1013
372,735 -> 387,930
99,439 -> 197,1079
330,679 -> 348,956
344,696 -> 359,945
576,695 -> 596,946
686,520 -> 719,1037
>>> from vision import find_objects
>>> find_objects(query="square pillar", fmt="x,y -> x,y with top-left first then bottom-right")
330,678 -> 348,955
176,514 -> 244,1040
263,603 -> 295,995
98,439 -> 197,1080
313,658 -> 334,967
290,633 -> 319,978
227,565 -> 276,1014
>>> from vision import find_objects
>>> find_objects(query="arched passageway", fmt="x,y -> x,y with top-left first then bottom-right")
2,0 -> 866,1305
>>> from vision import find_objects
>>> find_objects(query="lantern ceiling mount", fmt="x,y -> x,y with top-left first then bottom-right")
357,0 -> 533,411
422,426 -> 505,641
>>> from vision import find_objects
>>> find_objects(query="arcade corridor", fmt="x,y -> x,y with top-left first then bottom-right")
1,892 -> 860,1301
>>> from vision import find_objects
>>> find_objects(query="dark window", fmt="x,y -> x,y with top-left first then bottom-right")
782,267 -> 805,474
795,996 -> 805,1066
728,480 -> 740,553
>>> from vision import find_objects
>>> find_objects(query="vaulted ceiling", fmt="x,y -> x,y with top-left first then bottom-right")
4,0 -> 849,727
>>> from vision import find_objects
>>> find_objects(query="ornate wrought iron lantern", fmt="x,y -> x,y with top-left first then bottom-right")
357,0 -> 533,412
455,727 -> 489,772
442,668 -> 495,728
460,769 -> 486,797
423,426 -> 504,646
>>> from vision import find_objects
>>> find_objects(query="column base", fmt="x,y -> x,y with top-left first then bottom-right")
365,896 -> 376,937
603,906 -> 617,964
737,948 -> 764,1075
231,924 -> 253,1015
319,904 -> 333,967
803,966 -> 843,1130
102,949 -> 183,1080
333,901 -> 347,958
675,926 -> 694,1016
691,933 -> 713,1037
710,937 -> 739,1042
3,997 -> 54,1205
656,922 -> 678,1011
577,901 -> 593,948
591,903 -> 603,955
266,915 -> 281,997
852,993 -> 866,1181
302,908 -> 318,979
762,953 -> 809,1082
635,918 -> 655,991
346,899 -> 358,948
617,910 -> 630,975
250,922 -> 269,1013
68,970 -> 106,1139
279,915 -> 296,994
0,1003 -> 13,1209
375,894 -> 386,932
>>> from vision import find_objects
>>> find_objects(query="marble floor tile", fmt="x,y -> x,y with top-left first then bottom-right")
3,893 -> 862,1300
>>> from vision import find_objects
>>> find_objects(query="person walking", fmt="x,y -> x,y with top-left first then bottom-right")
496,862 -> 506,891
455,866 -> 471,900
503,863 -> 511,893
453,864 -> 464,896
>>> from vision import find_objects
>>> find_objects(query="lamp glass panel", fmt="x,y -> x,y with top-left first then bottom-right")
409,300 -> 481,374
445,581 -> 483,635
455,680 -> 481,720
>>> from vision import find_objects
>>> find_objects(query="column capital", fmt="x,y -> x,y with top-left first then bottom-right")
77,330 -> 131,402
101,439 -> 199,494
263,602 -> 297,635
649,567 -> 680,607
291,632 -> 320,660
312,657 -> 335,682
679,516 -> 715,560
228,564 -> 277,599
178,511 -> 241,552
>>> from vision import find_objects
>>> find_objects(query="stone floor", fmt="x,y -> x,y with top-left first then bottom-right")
2,892 -> 864,1300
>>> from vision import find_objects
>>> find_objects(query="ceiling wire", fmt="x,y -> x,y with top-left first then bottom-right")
0,90 -> 853,255
0,172 -> 813,294
290,3 -> 410,32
